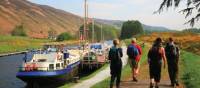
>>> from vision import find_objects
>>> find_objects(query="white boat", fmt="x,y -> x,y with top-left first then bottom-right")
16,45 -> 81,85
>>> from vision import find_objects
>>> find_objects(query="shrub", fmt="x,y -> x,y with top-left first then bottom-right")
56,32 -> 73,41
11,25 -> 27,36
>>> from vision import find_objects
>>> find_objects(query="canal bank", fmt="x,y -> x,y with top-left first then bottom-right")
0,51 -> 27,57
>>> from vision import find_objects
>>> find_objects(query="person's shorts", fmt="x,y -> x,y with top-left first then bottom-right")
129,58 -> 139,69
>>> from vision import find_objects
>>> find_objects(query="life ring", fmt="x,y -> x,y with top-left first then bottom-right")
25,64 -> 31,71
32,63 -> 37,70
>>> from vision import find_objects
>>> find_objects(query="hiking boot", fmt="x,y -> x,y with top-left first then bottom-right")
171,83 -> 175,87
176,82 -> 179,86
155,85 -> 159,88
149,83 -> 154,88
132,77 -> 138,82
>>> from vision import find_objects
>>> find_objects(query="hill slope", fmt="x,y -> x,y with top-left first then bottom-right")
0,0 -> 83,38
94,19 -> 172,32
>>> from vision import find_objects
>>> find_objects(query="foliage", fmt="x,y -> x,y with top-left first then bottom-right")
56,32 -> 74,41
79,23 -> 119,42
157,0 -> 200,26
181,51 -> 200,88
182,28 -> 200,33
11,25 -> 27,36
120,20 -> 144,39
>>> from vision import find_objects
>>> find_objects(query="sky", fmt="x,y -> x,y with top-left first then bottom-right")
29,0 -> 200,30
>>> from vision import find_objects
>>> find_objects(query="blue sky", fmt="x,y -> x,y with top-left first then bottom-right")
29,0 -> 200,30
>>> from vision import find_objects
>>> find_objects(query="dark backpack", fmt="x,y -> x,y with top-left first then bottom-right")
127,44 -> 139,59
109,46 -> 121,62
166,43 -> 179,58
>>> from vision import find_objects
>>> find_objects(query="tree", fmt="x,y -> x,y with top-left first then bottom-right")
56,32 -> 73,41
120,20 -> 144,39
157,0 -> 200,26
11,25 -> 27,36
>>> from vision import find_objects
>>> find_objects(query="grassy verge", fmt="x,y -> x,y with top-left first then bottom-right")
59,64 -> 109,88
0,35 -> 51,54
180,51 -> 200,88
91,44 -> 149,88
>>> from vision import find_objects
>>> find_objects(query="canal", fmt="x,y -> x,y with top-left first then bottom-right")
0,54 -> 26,88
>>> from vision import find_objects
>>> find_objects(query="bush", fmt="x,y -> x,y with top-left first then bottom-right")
56,32 -> 73,41
11,25 -> 27,36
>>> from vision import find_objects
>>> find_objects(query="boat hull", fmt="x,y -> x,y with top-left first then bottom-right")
16,61 -> 80,84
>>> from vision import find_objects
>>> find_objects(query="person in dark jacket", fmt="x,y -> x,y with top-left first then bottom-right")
109,39 -> 123,88
148,37 -> 166,88
165,37 -> 180,87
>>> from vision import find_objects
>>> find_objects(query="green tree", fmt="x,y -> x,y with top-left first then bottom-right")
120,20 -> 144,39
56,32 -> 73,41
11,25 -> 27,36
157,0 -> 200,26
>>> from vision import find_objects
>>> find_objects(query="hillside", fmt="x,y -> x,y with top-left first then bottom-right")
94,19 -> 172,32
0,0 -> 83,38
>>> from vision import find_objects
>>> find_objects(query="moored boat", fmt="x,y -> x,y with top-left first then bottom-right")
16,45 -> 81,86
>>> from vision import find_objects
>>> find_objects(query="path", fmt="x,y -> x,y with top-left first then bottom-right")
120,62 -> 184,88
71,46 -> 128,88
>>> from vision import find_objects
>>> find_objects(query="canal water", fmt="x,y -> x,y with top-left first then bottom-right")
0,54 -> 26,88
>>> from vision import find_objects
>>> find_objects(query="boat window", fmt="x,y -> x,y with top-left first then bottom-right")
49,64 -> 54,70
37,59 -> 47,62
56,63 -> 60,69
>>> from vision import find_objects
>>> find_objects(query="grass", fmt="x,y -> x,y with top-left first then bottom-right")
91,44 -> 149,88
180,51 -> 200,88
0,35 -> 50,54
59,64 -> 109,88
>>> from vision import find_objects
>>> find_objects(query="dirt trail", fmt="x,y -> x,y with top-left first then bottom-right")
120,63 -> 184,88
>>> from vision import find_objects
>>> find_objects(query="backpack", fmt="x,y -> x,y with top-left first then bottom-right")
148,46 -> 162,63
166,43 -> 179,58
109,46 -> 121,62
127,44 -> 139,59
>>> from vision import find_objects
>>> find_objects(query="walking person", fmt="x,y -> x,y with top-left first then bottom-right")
109,39 -> 123,88
165,37 -> 180,87
127,38 -> 142,82
148,37 -> 166,88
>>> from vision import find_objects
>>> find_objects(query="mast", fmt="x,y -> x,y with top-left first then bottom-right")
84,0 -> 87,42
92,19 -> 95,43
101,24 -> 103,42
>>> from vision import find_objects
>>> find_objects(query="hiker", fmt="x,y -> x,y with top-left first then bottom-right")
165,37 -> 180,87
148,37 -> 166,88
127,38 -> 142,82
109,39 -> 123,88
